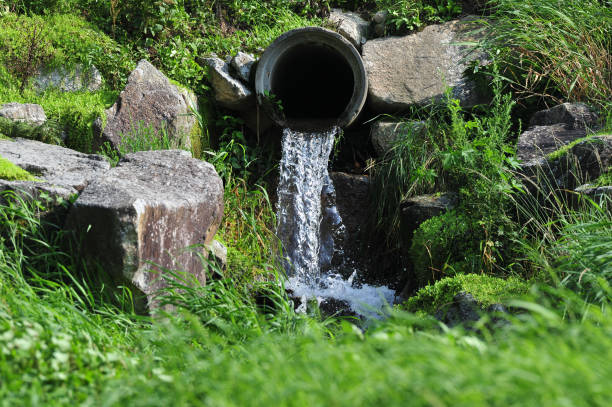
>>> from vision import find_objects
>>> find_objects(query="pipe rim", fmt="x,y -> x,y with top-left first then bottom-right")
255,26 -> 368,130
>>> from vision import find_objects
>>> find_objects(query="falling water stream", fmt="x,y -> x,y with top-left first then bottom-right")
276,128 -> 395,318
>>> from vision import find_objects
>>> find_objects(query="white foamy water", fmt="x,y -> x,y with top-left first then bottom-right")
276,127 -> 395,318
287,272 -> 395,318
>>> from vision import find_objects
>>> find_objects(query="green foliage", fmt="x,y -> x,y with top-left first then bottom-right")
376,0 -> 462,34
372,74 -> 520,263
98,121 -> 181,166
409,210 -> 482,286
0,13 -> 134,89
0,155 -> 39,181
0,85 -> 118,152
0,116 -> 63,145
481,0 -> 612,108
403,273 -> 530,315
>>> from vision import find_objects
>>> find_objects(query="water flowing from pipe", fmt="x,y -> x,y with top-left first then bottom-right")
276,128 -> 395,317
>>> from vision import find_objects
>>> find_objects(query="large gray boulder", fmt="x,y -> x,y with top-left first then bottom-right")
0,138 -> 110,208
362,17 -> 487,112
34,64 -> 103,93
93,60 -> 198,152
204,57 -> 254,110
517,103 -> 600,163
0,103 -> 47,126
370,120 -> 426,157
65,150 -> 224,311
329,9 -> 370,49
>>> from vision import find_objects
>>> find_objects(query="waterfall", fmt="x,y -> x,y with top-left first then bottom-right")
276,128 -> 395,317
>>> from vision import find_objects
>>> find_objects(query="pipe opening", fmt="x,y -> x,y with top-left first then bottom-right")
256,27 -> 368,131
271,43 -> 355,128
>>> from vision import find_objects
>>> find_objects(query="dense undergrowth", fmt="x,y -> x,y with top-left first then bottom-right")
1,0 -> 611,404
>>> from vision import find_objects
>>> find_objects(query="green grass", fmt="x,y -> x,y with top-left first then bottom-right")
0,155 -> 39,181
482,0 -> 612,108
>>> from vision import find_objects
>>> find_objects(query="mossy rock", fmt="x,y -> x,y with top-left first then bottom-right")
402,274 -> 530,315
0,155 -> 40,181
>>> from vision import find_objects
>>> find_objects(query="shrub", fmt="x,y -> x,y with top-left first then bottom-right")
409,210 -> 483,286
403,273 -> 530,315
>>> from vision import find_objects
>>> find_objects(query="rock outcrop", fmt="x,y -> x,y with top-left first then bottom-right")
93,60 -> 198,152
362,17 -> 487,112
0,103 -> 47,126
65,150 -> 224,311
517,103 -> 607,191
0,138 -> 110,209
517,103 -> 600,164
34,64 -> 103,93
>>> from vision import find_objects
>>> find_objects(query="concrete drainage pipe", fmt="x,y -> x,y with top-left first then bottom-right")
255,27 -> 368,131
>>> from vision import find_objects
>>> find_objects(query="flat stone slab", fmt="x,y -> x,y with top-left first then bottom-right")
65,150 -> 224,311
362,17 -> 486,112
0,138 -> 110,204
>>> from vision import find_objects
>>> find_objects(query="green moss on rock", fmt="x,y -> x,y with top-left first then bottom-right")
0,155 -> 40,181
403,274 -> 530,315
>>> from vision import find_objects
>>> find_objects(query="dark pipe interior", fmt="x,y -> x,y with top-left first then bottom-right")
271,42 -> 355,128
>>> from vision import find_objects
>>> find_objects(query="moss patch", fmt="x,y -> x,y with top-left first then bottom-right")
0,155 -> 40,181
402,274 -> 531,315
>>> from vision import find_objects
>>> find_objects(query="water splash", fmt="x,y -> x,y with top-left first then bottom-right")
276,127 -> 395,318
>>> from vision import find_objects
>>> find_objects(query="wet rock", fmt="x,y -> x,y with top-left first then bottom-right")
330,172 -> 370,249
362,17 -> 487,112
517,103 -> 600,163
65,150 -> 224,312
204,57 -> 254,110
34,64 -> 103,93
0,138 -> 110,224
370,120 -> 426,157
0,103 -> 47,126
320,173 -> 346,272
230,52 -> 256,84
329,9 -> 370,49
400,192 -> 457,242
93,60 -> 197,152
